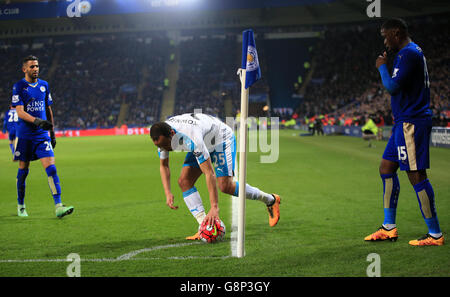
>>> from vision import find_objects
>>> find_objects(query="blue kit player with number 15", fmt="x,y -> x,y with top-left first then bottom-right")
364,19 -> 443,246
11,55 -> 74,218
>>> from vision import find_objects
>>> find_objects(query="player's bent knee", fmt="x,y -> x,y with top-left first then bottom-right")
217,179 -> 234,195
379,166 -> 393,176
178,177 -> 194,192
379,159 -> 398,176
406,170 -> 427,186
41,157 -> 55,168
19,161 -> 30,170
177,177 -> 186,188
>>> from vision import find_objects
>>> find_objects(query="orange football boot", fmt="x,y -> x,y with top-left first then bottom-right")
185,231 -> 200,240
409,234 -> 444,246
364,226 -> 398,242
267,194 -> 281,227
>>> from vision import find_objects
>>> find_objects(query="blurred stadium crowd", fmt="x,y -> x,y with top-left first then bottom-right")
0,16 -> 448,131
174,35 -> 236,117
1,32 -> 169,129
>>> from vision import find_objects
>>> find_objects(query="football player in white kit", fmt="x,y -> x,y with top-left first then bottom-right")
150,113 -> 281,240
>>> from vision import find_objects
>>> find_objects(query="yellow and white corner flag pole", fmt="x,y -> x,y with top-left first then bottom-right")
235,29 -> 261,258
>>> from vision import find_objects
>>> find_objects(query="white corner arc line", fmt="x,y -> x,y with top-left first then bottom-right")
116,242 -> 200,260
0,242 -> 230,263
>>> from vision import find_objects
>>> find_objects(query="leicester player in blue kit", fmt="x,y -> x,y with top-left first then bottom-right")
12,55 -> 74,218
2,105 -> 18,156
364,19 -> 443,246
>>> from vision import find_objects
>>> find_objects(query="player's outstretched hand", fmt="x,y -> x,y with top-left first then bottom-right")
33,118 -> 53,130
203,207 -> 220,227
376,51 -> 387,69
165,193 -> 178,210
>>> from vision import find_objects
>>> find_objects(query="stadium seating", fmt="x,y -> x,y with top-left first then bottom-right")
173,35 -> 238,118
0,17 -> 448,129
0,33 -> 169,130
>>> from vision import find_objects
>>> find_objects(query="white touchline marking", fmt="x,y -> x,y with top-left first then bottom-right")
0,242 -> 230,263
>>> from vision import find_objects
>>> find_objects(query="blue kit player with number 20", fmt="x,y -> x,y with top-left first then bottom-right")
364,19 -> 443,246
12,55 -> 74,219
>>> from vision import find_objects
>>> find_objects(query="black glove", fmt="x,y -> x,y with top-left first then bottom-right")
50,131 -> 56,149
33,118 -> 53,130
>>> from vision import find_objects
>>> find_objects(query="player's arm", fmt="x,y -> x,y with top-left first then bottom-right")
45,84 -> 56,145
376,51 -> 401,95
11,85 -> 35,125
15,105 -> 53,130
15,105 -> 34,123
199,157 -> 219,226
159,157 -> 178,210
46,105 -> 56,148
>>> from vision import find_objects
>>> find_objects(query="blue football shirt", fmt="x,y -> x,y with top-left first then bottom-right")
11,78 -> 53,139
3,109 -> 18,133
390,42 -> 431,122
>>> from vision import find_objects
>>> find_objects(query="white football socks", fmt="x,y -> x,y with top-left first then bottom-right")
382,224 -> 396,230
183,187 -> 205,224
244,184 -> 275,206
429,232 -> 443,239
183,183 -> 275,225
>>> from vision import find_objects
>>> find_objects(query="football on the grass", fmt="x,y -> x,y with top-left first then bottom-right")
198,218 -> 226,243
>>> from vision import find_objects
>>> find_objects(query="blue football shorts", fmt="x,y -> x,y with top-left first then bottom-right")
14,136 -> 55,162
382,118 -> 432,171
183,134 -> 237,178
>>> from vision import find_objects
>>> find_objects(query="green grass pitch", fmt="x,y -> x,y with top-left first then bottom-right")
0,130 -> 448,277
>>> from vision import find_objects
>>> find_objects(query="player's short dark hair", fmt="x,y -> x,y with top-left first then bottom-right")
381,18 -> 409,36
150,122 -> 172,141
22,55 -> 38,65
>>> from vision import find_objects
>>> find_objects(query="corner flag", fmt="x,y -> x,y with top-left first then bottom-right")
233,29 -> 261,258
241,29 -> 261,89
